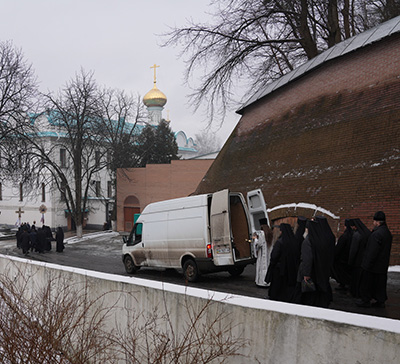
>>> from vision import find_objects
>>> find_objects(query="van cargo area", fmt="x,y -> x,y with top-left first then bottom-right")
122,189 -> 255,282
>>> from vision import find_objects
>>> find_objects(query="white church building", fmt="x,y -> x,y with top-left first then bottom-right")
0,66 -> 198,231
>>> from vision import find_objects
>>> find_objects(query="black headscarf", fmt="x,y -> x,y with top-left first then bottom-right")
315,216 -> 336,247
335,218 -> 353,259
280,223 -> 299,286
352,218 -> 371,240
307,218 -> 333,293
294,216 -> 307,255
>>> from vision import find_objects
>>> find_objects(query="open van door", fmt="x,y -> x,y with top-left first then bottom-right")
247,189 -> 270,232
210,189 -> 234,266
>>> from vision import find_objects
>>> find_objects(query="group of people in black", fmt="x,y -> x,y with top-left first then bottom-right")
16,222 -> 65,255
263,211 -> 392,309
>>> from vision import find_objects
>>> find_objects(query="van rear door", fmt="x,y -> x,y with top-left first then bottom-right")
210,189 -> 234,266
247,189 -> 270,231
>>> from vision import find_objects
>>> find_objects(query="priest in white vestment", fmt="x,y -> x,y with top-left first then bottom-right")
253,229 -> 271,287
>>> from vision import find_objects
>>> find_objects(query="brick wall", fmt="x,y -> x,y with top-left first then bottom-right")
117,159 -> 213,231
196,34 -> 400,264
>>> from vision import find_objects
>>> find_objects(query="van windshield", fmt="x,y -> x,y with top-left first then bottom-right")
127,223 -> 143,246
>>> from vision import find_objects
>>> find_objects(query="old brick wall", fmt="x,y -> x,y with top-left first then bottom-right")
117,159 -> 213,231
196,34 -> 400,264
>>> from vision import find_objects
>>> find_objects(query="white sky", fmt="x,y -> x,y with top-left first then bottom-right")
0,0 -> 240,143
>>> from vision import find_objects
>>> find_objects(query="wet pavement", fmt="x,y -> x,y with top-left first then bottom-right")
1,231 -> 399,321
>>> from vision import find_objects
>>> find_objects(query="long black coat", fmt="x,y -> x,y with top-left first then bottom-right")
21,230 -> 30,254
359,222 -> 392,303
266,223 -> 299,302
362,223 -> 392,274
298,219 -> 333,308
56,227 -> 65,253
36,228 -> 46,253
333,222 -> 353,286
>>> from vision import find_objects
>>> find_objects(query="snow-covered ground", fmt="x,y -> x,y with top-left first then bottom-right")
64,230 -> 120,245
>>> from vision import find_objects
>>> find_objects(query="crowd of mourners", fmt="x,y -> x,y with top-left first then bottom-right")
16,222 -> 65,255
252,211 -> 393,308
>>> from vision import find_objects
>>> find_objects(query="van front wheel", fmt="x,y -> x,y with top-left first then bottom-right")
183,259 -> 199,282
124,255 -> 139,274
228,266 -> 245,277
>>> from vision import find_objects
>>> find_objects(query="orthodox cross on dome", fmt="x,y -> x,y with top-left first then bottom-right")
150,64 -> 160,86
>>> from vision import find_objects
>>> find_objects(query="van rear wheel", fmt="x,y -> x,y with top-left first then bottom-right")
124,255 -> 139,274
183,259 -> 199,282
228,266 -> 245,277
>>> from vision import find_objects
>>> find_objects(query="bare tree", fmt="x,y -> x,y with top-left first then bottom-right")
116,294 -> 247,363
97,88 -> 146,227
194,130 -> 222,156
0,263 -> 247,363
0,40 -> 39,182
13,70 -> 106,237
163,0 -> 400,124
0,265 -> 119,363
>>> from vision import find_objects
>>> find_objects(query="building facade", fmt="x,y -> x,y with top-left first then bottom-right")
0,113 -> 112,231
195,17 -> 400,264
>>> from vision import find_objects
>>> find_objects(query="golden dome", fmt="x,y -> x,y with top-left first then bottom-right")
143,84 -> 167,107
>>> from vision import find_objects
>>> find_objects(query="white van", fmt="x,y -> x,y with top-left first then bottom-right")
122,189 -> 256,282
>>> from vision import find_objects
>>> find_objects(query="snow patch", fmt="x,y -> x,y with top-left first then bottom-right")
65,231 -> 120,245
267,202 -> 340,219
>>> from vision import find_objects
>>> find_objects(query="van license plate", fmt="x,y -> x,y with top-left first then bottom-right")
216,247 -> 230,254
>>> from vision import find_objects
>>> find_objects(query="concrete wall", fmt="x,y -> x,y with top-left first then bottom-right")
1,255 -> 399,363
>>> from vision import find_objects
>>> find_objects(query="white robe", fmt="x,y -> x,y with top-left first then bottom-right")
253,230 -> 271,287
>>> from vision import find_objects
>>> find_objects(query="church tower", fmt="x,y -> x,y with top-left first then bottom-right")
143,64 -> 167,125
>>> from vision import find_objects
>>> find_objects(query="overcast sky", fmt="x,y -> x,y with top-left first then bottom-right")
0,0 -> 240,144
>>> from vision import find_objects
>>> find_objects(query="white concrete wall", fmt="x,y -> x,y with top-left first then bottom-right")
0,254 -> 399,363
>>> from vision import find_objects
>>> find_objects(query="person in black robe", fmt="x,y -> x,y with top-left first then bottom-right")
297,218 -> 334,308
16,226 -> 23,249
21,226 -> 31,255
294,216 -> 307,260
36,227 -> 46,253
29,226 -> 38,252
55,227 -> 65,253
314,216 -> 335,303
43,225 -> 53,251
265,223 -> 299,302
348,218 -> 370,297
357,211 -> 392,308
332,219 -> 353,291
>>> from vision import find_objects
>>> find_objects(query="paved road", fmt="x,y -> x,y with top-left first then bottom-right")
1,232 -> 399,321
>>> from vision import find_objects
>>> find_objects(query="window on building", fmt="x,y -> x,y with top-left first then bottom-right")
95,151 -> 101,168
19,183 -> 23,201
107,181 -> 112,198
41,183 -> 46,202
95,181 -> 101,197
60,148 -> 67,168
0,182 -> 2,200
